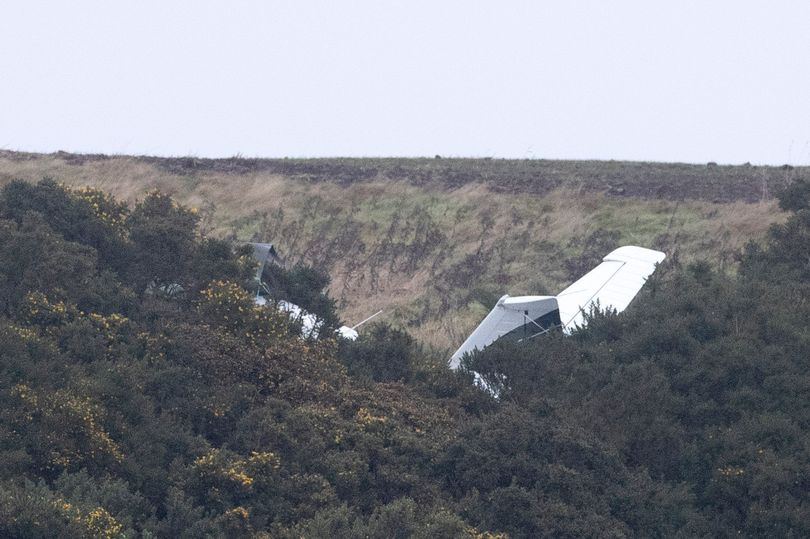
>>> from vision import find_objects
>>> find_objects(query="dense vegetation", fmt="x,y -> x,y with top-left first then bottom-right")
0,178 -> 809,537
0,151 -> 789,349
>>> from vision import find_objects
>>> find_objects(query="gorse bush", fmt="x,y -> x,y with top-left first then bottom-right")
0,178 -> 809,537
338,323 -> 419,383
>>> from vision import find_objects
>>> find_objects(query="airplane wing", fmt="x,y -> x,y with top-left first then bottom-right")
556,245 -> 665,332
449,295 -> 559,369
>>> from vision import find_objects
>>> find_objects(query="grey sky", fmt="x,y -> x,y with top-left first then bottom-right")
2,1 -> 809,164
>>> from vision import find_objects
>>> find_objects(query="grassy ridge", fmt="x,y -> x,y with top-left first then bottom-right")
0,151 -> 791,350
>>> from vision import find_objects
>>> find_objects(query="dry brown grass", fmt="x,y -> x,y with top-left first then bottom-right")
0,152 -> 789,349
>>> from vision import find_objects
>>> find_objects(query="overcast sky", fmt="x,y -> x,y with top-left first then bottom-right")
1,1 -> 809,164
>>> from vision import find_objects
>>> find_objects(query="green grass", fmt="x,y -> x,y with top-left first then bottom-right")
0,150 -> 789,349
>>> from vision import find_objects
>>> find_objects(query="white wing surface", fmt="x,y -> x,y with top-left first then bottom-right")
449,295 -> 558,369
277,300 -> 322,338
556,246 -> 665,332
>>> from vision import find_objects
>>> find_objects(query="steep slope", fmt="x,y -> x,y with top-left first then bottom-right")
0,151 -> 794,349
3,169 -> 810,536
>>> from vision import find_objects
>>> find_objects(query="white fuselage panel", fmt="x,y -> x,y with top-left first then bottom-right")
449,246 -> 665,367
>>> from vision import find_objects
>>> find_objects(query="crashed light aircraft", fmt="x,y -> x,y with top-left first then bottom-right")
248,242 -> 380,341
449,246 -> 665,368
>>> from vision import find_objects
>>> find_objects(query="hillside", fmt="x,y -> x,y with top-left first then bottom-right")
2,174 -> 810,536
0,150 -> 796,350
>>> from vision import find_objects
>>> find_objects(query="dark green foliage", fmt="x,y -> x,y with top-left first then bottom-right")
126,191 -> 200,295
740,178 -> 810,284
441,404 -> 704,538
0,179 -> 130,274
0,214 -> 126,316
261,261 -> 340,329
338,323 -> 418,382
777,177 -> 810,212
462,180 -> 810,536
2,177 -> 810,537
